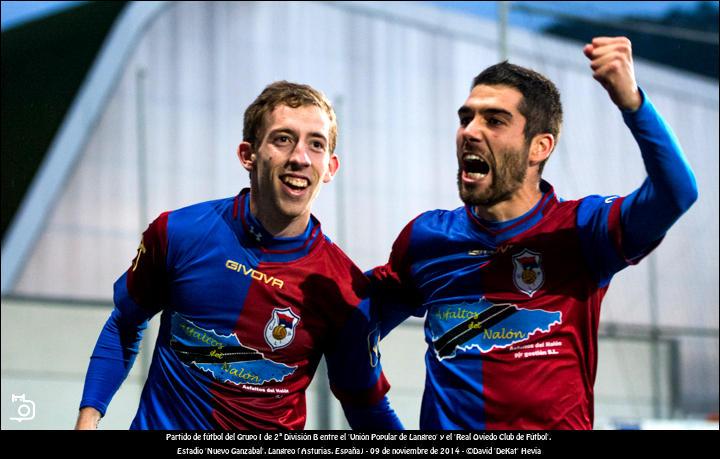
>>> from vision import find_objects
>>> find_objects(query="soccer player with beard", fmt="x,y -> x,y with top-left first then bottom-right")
368,37 -> 697,429
75,81 -> 402,430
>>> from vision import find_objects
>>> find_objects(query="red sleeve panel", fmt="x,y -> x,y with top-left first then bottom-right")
126,211 -> 170,315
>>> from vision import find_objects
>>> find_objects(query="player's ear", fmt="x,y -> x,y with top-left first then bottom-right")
529,134 -> 554,166
323,153 -> 339,183
238,142 -> 255,172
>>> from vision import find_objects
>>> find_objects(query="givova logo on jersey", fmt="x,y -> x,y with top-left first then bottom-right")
265,307 -> 301,350
512,249 -> 544,297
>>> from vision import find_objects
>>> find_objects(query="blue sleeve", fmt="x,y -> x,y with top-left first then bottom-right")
577,196 -> 625,287
366,218 -> 427,338
326,299 -> 403,429
342,396 -> 404,430
619,88 -> 698,259
364,268 -> 420,339
78,273 -> 153,416
578,88 -> 698,286
377,299 -> 418,339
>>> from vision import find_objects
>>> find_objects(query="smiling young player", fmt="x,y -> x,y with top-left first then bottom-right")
76,81 -> 402,430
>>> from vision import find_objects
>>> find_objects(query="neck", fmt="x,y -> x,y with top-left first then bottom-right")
473,180 -> 544,222
248,194 -> 310,238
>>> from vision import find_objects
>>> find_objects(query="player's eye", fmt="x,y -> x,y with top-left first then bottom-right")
310,140 -> 326,151
274,135 -> 294,147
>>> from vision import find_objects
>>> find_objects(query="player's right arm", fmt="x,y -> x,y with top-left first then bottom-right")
325,296 -> 403,430
367,218 -> 424,338
75,213 -> 170,429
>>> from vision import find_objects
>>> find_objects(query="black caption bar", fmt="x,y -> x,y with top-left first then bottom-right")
7,429 -> 710,457
163,431 -> 553,456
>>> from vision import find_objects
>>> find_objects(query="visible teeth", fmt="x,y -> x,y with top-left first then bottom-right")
282,176 -> 308,188
463,153 -> 490,175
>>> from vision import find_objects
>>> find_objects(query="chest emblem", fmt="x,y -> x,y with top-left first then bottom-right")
264,307 -> 301,350
170,313 -> 296,386
512,249 -> 545,297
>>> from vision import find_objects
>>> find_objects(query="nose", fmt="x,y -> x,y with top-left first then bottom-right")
288,142 -> 312,169
461,119 -> 483,146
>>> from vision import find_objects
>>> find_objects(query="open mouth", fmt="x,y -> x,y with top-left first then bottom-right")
280,175 -> 309,191
462,154 -> 491,179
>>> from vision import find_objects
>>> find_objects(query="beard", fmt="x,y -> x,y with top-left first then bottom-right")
458,143 -> 529,207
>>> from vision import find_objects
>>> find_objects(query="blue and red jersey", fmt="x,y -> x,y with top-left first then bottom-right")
372,184 -> 626,429
80,189 -> 390,429
369,89 -> 697,430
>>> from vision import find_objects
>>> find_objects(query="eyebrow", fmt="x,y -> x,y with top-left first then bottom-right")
457,106 -> 514,118
308,132 -> 328,142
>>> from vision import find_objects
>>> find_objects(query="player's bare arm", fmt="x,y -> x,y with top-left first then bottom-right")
74,406 -> 101,430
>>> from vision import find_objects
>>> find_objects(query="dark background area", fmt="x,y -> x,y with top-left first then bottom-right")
544,1 -> 718,79
1,2 -> 126,239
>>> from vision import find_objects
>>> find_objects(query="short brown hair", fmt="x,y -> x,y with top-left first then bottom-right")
243,81 -> 337,153
472,62 -> 563,173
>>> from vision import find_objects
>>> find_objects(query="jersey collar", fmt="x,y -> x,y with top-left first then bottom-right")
465,180 -> 558,239
231,189 -> 323,262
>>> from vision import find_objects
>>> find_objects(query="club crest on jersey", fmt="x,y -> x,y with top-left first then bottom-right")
512,249 -> 544,297
264,307 -> 301,350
